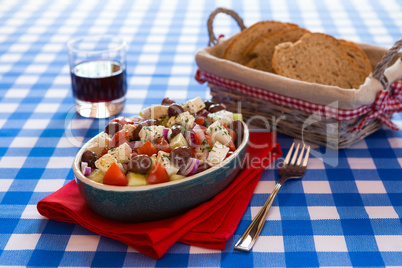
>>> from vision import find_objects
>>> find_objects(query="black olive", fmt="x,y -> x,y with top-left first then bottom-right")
170,146 -> 192,167
228,120 -> 244,147
81,150 -> 98,169
104,122 -> 123,136
127,154 -> 152,174
170,124 -> 183,139
208,103 -> 225,113
162,97 -> 176,106
204,100 -> 214,110
168,103 -> 185,117
132,125 -> 142,141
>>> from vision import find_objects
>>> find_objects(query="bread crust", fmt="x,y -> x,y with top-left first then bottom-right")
339,39 -> 373,76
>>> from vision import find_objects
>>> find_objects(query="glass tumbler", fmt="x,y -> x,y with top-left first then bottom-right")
67,35 -> 127,118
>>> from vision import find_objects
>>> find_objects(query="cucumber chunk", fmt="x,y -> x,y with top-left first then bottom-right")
88,169 -> 105,183
233,113 -> 243,122
169,133 -> 188,149
126,172 -> 147,186
170,174 -> 185,181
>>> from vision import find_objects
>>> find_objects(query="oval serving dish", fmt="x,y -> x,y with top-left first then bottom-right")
73,122 -> 249,223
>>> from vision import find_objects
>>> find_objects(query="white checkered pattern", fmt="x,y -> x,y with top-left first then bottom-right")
0,0 -> 401,267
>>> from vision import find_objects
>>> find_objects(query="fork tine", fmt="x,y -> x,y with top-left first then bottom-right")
284,142 -> 295,165
302,145 -> 311,167
290,143 -> 300,165
296,144 -> 306,166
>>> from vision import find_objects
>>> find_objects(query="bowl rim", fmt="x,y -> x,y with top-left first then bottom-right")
73,121 -> 249,192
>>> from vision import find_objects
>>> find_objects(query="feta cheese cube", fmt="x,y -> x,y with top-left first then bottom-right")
194,146 -> 208,164
107,142 -> 131,163
156,151 -> 179,176
207,110 -> 233,125
95,153 -> 124,173
166,111 -> 195,129
206,121 -> 232,145
183,97 -> 205,114
140,105 -> 169,120
139,125 -> 163,142
207,142 -> 229,166
87,132 -> 110,156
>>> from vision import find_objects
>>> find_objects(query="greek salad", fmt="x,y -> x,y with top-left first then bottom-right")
80,97 -> 245,186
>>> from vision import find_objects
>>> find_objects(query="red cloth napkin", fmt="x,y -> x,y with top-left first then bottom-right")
37,132 -> 282,259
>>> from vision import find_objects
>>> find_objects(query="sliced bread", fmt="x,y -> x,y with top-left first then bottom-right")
339,39 -> 372,76
272,33 -> 367,89
244,27 -> 310,72
222,21 -> 299,64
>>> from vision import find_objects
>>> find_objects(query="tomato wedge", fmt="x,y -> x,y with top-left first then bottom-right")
147,162 -> 169,184
103,162 -> 128,186
205,135 -> 213,148
154,136 -> 171,153
110,129 -> 129,148
195,117 -> 205,126
228,140 -> 236,152
227,128 -> 237,142
99,146 -> 110,157
137,140 -> 158,156
110,116 -> 133,126
194,132 -> 204,145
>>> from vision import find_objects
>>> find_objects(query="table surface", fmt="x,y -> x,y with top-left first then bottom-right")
0,0 -> 401,267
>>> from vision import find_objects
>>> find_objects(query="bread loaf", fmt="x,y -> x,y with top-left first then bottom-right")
244,27 -> 310,72
272,33 -> 367,89
222,21 -> 298,64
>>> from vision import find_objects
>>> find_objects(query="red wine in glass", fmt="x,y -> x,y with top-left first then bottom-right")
71,60 -> 127,103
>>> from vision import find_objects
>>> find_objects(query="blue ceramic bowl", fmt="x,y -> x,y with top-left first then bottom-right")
73,122 -> 249,223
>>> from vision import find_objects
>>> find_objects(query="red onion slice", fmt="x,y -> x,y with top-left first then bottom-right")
178,158 -> 200,176
199,110 -> 209,117
84,167 -> 92,176
184,130 -> 196,147
162,128 -> 172,141
128,141 -> 143,149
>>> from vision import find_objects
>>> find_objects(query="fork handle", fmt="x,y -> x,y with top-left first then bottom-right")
234,177 -> 286,251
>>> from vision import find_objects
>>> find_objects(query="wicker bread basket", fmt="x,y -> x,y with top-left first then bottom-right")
195,8 -> 402,149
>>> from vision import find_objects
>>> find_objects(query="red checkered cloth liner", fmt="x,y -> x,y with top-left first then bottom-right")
195,69 -> 402,131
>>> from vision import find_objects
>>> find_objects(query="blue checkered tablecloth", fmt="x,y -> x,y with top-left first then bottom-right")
0,0 -> 401,267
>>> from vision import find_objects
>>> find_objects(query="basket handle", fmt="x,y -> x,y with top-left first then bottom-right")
207,8 -> 246,46
372,38 -> 402,89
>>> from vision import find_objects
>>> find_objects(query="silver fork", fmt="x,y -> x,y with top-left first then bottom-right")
234,142 -> 310,252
